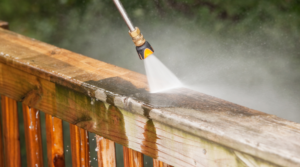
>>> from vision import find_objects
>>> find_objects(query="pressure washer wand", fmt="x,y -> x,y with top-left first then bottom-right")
113,0 -> 154,60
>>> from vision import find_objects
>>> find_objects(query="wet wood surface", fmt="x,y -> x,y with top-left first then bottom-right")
45,114 -> 65,167
153,159 -> 173,167
96,136 -> 116,167
22,105 -> 44,167
69,124 -> 90,167
0,28 -> 299,167
123,147 -> 143,167
1,95 -> 21,167
0,100 -> 4,167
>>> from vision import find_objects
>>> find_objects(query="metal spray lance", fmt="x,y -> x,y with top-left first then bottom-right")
113,0 -> 154,60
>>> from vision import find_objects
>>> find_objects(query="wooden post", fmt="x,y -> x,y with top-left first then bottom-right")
1,95 -> 21,167
123,147 -> 143,167
96,135 -> 116,167
70,124 -> 90,167
22,105 -> 44,167
153,159 -> 173,167
45,114 -> 65,167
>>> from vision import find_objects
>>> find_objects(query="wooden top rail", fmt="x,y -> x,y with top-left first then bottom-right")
0,28 -> 300,167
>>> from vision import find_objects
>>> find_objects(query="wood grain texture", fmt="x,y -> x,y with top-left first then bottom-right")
22,105 -> 44,167
153,159 -> 173,167
0,99 -> 4,167
1,95 -> 21,167
0,21 -> 8,30
0,28 -> 299,167
69,124 -> 90,167
123,147 -> 143,167
96,136 -> 116,167
45,114 -> 65,167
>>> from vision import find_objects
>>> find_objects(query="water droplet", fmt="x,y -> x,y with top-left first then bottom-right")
66,149 -> 68,152
35,164 -> 38,167
95,147 -> 99,152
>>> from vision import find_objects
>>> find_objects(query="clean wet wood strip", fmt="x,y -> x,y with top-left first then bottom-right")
0,28 -> 300,167
45,114 -> 65,167
0,96 -> 21,167
22,105 -> 44,167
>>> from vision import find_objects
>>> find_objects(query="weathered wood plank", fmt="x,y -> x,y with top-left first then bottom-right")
96,136 -> 116,167
45,114 -> 65,167
0,28 -> 299,167
22,105 -> 44,167
70,124 -> 90,167
1,95 -> 21,167
123,147 -> 143,167
153,159 -> 173,167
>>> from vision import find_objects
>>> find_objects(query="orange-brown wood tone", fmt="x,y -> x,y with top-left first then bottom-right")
153,159 -> 173,167
0,100 -> 4,167
96,135 -> 116,167
0,21 -> 9,30
1,95 -> 21,167
22,105 -> 44,167
69,124 -> 90,167
123,147 -> 143,167
45,114 -> 65,167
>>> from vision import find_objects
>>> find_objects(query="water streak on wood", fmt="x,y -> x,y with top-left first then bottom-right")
45,114 -> 65,167
123,147 -> 144,167
96,135 -> 116,167
153,159 -> 173,167
69,124 -> 90,167
22,105 -> 43,167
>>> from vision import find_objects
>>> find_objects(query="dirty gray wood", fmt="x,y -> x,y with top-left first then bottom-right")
0,28 -> 299,167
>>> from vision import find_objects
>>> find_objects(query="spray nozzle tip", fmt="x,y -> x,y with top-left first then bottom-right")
136,41 -> 154,60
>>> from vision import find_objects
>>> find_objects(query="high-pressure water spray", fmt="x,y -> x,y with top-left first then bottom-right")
113,0 -> 154,60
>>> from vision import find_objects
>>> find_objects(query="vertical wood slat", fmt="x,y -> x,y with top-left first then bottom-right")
153,159 -> 173,167
70,124 -> 90,167
96,136 -> 116,167
123,147 -> 143,167
0,97 -> 4,167
1,95 -> 21,167
22,105 -> 44,167
45,114 -> 65,167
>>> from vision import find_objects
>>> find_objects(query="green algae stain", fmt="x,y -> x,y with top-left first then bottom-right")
105,105 -> 128,147
142,120 -> 158,158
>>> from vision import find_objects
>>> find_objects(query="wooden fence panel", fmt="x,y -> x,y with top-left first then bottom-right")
23,105 -> 44,167
123,147 -> 143,167
153,159 -> 173,167
1,95 -> 21,167
70,124 -> 90,167
96,136 -> 116,167
0,98 -> 4,167
45,114 -> 65,167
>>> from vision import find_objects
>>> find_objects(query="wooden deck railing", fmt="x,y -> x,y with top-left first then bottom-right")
0,22 -> 300,167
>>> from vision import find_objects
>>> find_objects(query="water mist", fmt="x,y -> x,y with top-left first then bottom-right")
144,54 -> 182,93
